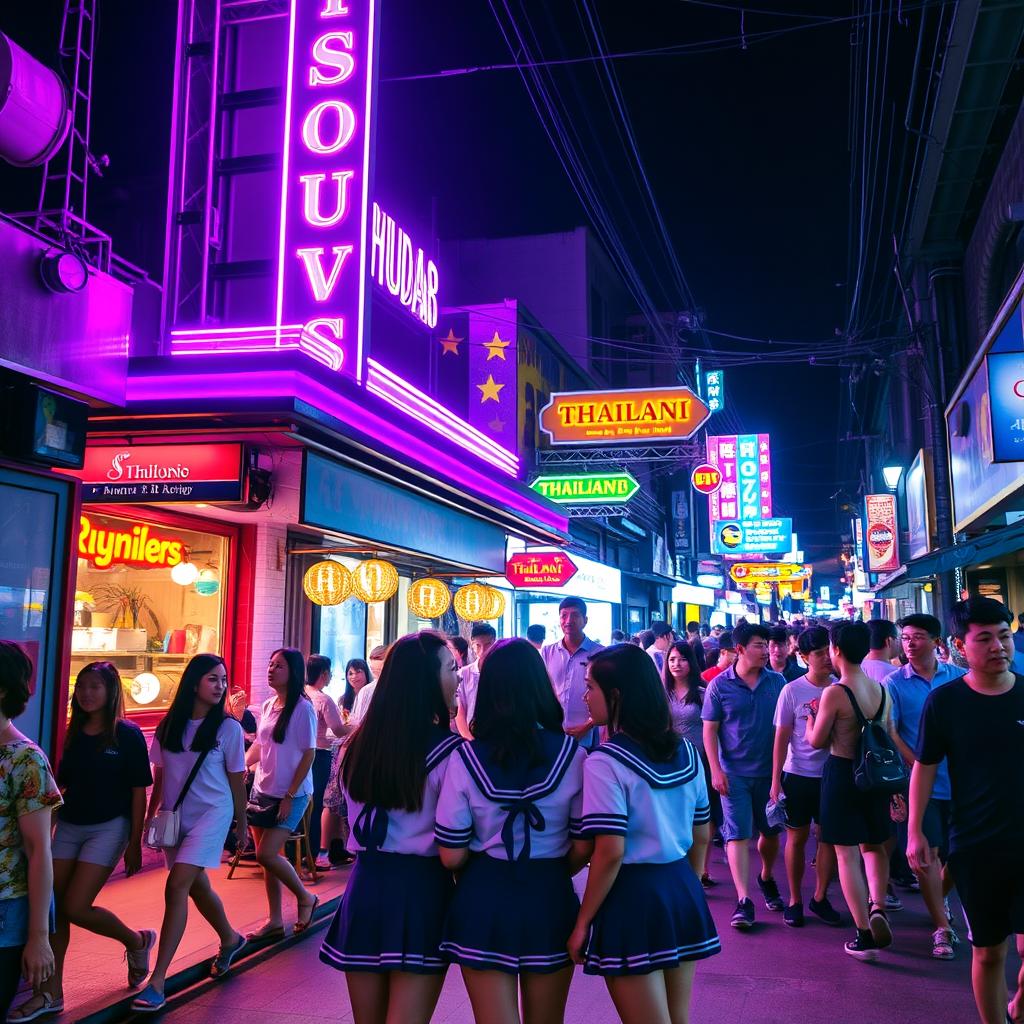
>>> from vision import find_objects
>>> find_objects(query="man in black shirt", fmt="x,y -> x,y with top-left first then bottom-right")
909,598 -> 1024,1024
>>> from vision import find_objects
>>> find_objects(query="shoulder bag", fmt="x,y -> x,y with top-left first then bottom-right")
839,684 -> 908,794
145,745 -> 212,849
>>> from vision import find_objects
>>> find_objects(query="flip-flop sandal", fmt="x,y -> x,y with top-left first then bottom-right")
131,985 -> 166,1013
245,922 -> 286,941
294,894 -> 320,933
210,933 -> 247,977
6,994 -> 64,1023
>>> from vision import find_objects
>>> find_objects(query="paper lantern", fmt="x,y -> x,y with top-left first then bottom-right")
484,586 -> 506,619
454,583 -> 503,621
351,559 -> 399,603
170,561 -> 200,586
407,578 -> 451,619
194,568 -> 220,597
303,560 -> 352,606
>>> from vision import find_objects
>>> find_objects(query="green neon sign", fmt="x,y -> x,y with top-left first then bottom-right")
530,472 -> 640,504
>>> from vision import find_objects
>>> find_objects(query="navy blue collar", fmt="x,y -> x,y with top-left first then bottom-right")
459,732 -> 579,803
595,733 -> 701,789
426,730 -> 463,772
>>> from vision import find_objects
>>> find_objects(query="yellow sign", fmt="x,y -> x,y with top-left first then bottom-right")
729,562 -> 809,585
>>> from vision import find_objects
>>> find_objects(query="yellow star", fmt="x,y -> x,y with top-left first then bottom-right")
483,331 -> 511,361
477,374 -> 505,403
438,328 -> 463,355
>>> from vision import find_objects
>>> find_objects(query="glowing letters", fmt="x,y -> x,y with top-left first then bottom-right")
78,515 -> 184,570
370,202 -> 439,328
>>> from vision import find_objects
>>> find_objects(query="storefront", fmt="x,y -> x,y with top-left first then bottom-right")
670,582 -> 717,632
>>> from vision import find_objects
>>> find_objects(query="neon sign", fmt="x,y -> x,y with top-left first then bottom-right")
370,202 -> 439,328
78,515 -> 184,570
529,472 -> 639,504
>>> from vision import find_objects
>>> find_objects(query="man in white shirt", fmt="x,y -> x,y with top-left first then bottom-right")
350,644 -> 389,725
541,597 -> 603,749
454,623 -> 496,738
645,620 -> 674,672
862,619 -> 900,682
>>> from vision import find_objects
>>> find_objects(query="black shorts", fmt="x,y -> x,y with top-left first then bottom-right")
781,772 -> 822,829
819,755 -> 891,847
948,843 -> 1024,948
922,798 -> 952,859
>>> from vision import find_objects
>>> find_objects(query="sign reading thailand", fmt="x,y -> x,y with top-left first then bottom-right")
78,515 -> 184,570
711,518 -> 793,555
864,494 -> 900,572
706,434 -> 773,522
77,445 -> 244,503
530,472 -> 639,504
704,369 -> 725,413
985,351 -> 1024,462
539,387 -> 710,446
729,562 -> 810,585
506,551 -> 579,588
369,202 -> 439,329
690,463 -> 723,495
275,0 -> 379,376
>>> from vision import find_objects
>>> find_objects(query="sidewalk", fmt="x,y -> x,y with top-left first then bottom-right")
9,853 -> 349,1024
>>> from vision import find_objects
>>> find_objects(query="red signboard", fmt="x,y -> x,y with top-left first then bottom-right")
506,552 -> 579,588
864,493 -> 900,572
691,463 -> 723,495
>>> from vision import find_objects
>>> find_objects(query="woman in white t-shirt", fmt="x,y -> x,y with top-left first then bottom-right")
245,648 -> 318,940
133,655 -> 247,1013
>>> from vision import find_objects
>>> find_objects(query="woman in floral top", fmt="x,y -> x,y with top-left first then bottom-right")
0,641 -> 62,1021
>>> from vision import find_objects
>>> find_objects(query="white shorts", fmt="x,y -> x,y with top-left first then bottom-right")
52,816 -> 131,868
163,808 -> 233,869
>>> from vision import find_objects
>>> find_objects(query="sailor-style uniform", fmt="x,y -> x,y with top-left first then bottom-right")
435,731 -> 587,974
319,729 -> 463,974
580,734 -> 721,976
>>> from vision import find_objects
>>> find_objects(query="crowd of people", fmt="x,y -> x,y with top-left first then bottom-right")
0,593 -> 1021,1024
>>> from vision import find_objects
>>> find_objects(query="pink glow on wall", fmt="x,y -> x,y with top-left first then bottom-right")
169,323 -> 344,372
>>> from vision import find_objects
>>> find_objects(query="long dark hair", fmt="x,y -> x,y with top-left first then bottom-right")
65,661 -> 125,750
155,653 -> 228,753
589,643 -> 679,762
342,632 -> 450,812
472,638 -> 564,767
269,647 -> 309,743
341,658 -> 373,713
663,641 -> 703,706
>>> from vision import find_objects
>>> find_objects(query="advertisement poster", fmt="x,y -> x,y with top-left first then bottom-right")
864,494 -> 900,572
710,518 -> 792,555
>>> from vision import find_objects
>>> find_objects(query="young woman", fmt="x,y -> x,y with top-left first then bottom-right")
569,644 -> 720,1024
0,642 -> 62,1023
246,648 -> 318,940
319,632 -> 462,1024
304,654 -> 345,868
435,638 -> 590,1024
662,641 -> 723,888
132,654 -> 247,1013
11,663 -> 154,1022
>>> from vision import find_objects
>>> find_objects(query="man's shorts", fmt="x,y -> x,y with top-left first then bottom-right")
819,755 -> 891,847
720,775 -> 782,843
781,772 -> 822,829
948,843 -> 1024,948
922,798 -> 953,859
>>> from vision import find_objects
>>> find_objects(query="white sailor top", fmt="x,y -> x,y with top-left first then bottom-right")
580,734 -> 711,864
434,732 -> 587,861
344,729 -> 463,857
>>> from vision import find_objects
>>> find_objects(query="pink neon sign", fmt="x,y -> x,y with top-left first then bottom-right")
275,0 -> 378,380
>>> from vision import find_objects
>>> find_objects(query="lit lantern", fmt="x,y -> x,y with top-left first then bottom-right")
407,578 -> 451,619
194,568 -> 220,597
483,586 -> 506,619
303,560 -> 352,606
454,583 -> 502,621
351,559 -> 399,603
170,561 -> 200,586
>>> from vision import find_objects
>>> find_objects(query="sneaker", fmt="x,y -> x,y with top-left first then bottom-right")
131,985 -> 166,1013
809,895 -> 842,926
931,927 -> 955,960
868,906 -> 894,948
885,885 -> 903,911
700,872 -> 717,889
756,875 -> 785,912
126,929 -> 157,989
730,898 -> 755,930
845,931 -> 880,961
894,874 -> 920,893
784,903 -> 805,928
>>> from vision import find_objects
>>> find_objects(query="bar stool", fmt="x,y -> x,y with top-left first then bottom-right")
227,803 -> 319,883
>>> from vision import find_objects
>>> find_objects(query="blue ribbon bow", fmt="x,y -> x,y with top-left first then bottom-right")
352,804 -> 389,852
499,799 -> 546,861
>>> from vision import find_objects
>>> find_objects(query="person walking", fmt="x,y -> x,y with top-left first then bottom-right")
701,621 -> 785,930
769,627 -> 841,928
0,642 -> 62,1023
132,654 -> 247,1012
304,654 -> 345,868
541,598 -> 604,750
245,648 -> 318,941
861,620 -> 900,682
569,644 -> 720,1024
11,663 -> 154,1023
644,622 -> 673,673
435,639 -> 590,1024
319,632 -> 461,1024
700,632 -> 735,684
806,622 -> 894,962
454,623 -> 497,740
909,598 -> 1024,1024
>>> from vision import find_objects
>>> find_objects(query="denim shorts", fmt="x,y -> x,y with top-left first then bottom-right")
0,896 -> 56,948
276,793 -> 311,834
52,815 -> 131,867
719,775 -> 782,843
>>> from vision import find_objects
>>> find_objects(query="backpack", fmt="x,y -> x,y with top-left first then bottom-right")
839,684 -> 908,794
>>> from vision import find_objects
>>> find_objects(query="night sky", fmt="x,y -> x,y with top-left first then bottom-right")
1,0 -> 874,570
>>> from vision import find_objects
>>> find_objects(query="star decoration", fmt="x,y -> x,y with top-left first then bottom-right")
483,331 -> 511,361
477,374 -> 505,403
438,328 -> 463,355
488,416 -> 506,432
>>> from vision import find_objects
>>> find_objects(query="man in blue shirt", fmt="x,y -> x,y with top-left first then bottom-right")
887,613 -> 967,960
541,596 -> 603,750
703,620 -> 787,930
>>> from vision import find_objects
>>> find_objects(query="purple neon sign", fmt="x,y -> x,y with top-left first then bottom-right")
275,0 -> 378,380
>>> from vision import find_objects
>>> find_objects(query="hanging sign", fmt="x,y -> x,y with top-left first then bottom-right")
729,562 -> 810,584
704,369 -> 725,413
690,463 -> 723,495
506,551 -> 579,588
529,472 -> 639,504
707,433 -> 773,522
711,518 -> 793,555
539,386 -> 710,446
864,494 -> 900,572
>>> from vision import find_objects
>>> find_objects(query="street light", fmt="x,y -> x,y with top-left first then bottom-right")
881,465 -> 903,490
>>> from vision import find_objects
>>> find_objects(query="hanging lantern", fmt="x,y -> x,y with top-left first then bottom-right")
407,578 -> 451,619
193,568 -> 220,597
351,559 -> 399,603
454,582 -> 502,621
170,561 -> 200,586
483,586 -> 506,619
303,560 -> 352,606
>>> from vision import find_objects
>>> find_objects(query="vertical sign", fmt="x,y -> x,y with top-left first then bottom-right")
707,435 -> 737,522
757,433 -> 773,516
864,493 -> 900,572
276,0 -> 379,379
707,434 -> 772,522
704,369 -> 725,413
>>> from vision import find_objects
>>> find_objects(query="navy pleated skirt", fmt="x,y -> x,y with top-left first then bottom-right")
441,854 -> 579,974
584,858 -> 721,976
320,851 -> 453,974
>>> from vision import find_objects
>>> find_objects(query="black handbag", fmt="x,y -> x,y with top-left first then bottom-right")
246,792 -> 283,828
840,684 -> 909,794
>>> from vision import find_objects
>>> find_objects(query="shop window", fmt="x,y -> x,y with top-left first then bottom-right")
70,511 -> 229,717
